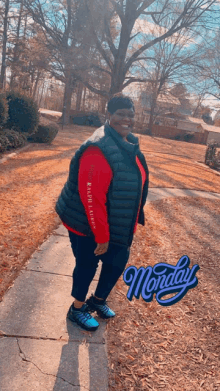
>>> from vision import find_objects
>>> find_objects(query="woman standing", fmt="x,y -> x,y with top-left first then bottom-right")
56,94 -> 149,331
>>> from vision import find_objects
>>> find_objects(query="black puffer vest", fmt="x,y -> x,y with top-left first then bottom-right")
55,122 -> 149,247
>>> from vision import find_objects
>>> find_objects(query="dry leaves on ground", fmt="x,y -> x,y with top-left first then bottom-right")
0,127 -> 219,299
107,197 -> 220,391
0,124 -> 220,391
0,125 -> 94,299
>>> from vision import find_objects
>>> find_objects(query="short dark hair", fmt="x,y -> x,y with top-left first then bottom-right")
107,93 -> 135,114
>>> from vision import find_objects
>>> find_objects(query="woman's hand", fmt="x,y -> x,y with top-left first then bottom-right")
94,242 -> 109,256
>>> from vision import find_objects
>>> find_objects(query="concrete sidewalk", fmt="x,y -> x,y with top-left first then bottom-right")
0,224 -> 108,391
0,188 -> 220,391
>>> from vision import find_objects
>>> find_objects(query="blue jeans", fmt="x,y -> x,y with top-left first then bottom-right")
68,231 -> 130,302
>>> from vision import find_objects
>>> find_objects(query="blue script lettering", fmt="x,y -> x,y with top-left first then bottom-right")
123,255 -> 200,306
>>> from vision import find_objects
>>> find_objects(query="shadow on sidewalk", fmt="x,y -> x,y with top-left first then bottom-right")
53,319 -> 108,391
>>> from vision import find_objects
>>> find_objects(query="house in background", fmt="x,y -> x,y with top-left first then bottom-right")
187,117 -> 220,143
137,91 -> 181,124
205,125 -> 220,144
137,90 -> 220,144
177,117 -> 204,133
140,90 -> 181,111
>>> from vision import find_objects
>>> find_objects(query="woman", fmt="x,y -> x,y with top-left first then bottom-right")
56,93 -> 149,331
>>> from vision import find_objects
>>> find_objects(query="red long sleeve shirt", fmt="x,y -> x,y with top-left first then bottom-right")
63,146 -> 146,243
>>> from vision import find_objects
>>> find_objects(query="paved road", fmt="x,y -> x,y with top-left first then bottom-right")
0,188 -> 220,391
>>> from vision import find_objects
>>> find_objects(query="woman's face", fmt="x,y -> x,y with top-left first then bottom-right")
108,108 -> 135,139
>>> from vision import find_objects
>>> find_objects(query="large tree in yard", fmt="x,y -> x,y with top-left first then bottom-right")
83,0 -> 218,99
135,26 -> 201,132
23,0 -> 98,123
23,0 -> 219,123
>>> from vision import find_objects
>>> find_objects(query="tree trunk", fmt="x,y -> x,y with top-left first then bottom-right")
39,80 -> 45,107
10,0 -> 23,89
75,82 -> 83,111
82,87 -> 86,111
148,94 -> 157,135
62,73 -> 75,125
0,0 -> 10,90
23,12 -> 28,38
32,70 -> 41,99
101,96 -> 107,114
109,74 -> 124,97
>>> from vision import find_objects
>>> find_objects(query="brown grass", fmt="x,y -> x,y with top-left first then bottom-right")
0,124 -> 220,390
107,197 -> 220,391
0,125 -> 94,299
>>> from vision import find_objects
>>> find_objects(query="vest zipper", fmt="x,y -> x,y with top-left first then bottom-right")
128,154 -> 142,246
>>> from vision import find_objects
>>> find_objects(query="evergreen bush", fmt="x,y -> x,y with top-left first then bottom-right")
0,129 -> 26,153
6,91 -> 39,134
0,133 -> 11,153
28,123 -> 59,144
70,111 -> 104,127
4,129 -> 26,148
0,94 -> 8,126
183,132 -> 194,142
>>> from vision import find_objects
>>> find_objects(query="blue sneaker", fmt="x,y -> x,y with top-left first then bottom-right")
67,303 -> 99,331
86,295 -> 116,319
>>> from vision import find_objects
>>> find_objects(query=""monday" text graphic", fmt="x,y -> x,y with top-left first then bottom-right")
123,255 -> 200,306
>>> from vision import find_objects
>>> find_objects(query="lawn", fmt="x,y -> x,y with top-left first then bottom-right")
0,124 -> 220,390
107,196 -> 220,391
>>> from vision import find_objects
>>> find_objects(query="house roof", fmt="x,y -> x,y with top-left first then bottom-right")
142,91 -> 181,107
187,116 -> 220,133
177,120 -> 203,131
163,112 -> 186,119
157,93 -> 181,106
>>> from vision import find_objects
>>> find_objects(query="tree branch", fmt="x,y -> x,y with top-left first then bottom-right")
124,1 -> 214,75
80,78 -> 109,98
62,0 -> 72,47
208,92 -> 220,100
136,0 -> 156,18
104,16 -> 118,58
85,0 -> 113,70
109,0 -> 124,23
89,64 -> 112,75
129,32 -> 140,42
122,77 -> 151,89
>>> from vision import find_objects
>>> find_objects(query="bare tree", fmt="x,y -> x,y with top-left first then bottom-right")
82,0 -> 218,99
23,0 -> 103,123
20,0 -> 218,123
193,29 -> 220,101
135,25 -> 201,132
9,0 -> 25,89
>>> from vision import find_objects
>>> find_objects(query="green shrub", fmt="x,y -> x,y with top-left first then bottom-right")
174,134 -> 181,140
4,129 -> 26,148
183,132 -> 194,142
0,129 -> 26,153
70,111 -> 104,127
28,123 -> 59,144
6,91 -> 39,134
0,133 -> 11,153
0,94 -> 8,126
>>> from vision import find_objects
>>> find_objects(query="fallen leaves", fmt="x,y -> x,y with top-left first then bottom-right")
108,197 -> 220,391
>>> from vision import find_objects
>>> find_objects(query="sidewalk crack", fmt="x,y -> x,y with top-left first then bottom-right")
16,338 -> 79,387
1,333 -> 106,344
25,269 -> 72,278
53,233 -> 68,237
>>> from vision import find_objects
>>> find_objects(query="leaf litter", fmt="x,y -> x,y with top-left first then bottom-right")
0,124 -> 220,390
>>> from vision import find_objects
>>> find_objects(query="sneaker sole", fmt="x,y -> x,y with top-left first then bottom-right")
87,303 -> 115,319
96,310 -> 115,319
67,310 -> 99,331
